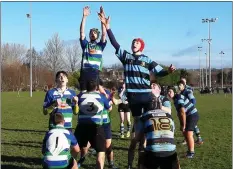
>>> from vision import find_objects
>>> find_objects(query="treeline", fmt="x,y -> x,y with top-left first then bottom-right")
1,33 -> 82,91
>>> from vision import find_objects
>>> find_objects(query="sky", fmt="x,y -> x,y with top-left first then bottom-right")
1,1 -> 232,69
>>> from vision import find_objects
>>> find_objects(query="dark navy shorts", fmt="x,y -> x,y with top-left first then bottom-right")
127,92 -> 153,117
185,113 -> 199,131
118,103 -> 130,113
103,123 -> 112,139
79,68 -> 100,91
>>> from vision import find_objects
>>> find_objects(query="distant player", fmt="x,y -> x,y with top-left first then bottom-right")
43,71 -> 79,131
179,79 -> 204,145
113,82 -> 131,138
79,6 -> 108,98
168,87 -> 199,158
42,113 -> 80,169
74,80 -> 112,169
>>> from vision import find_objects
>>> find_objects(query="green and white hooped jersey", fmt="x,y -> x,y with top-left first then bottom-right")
42,125 -> 78,168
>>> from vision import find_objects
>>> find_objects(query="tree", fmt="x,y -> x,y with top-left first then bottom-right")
42,33 -> 65,76
1,43 -> 27,66
64,41 -> 82,72
217,71 -> 228,85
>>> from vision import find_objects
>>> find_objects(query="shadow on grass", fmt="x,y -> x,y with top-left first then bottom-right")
1,127 -> 47,133
80,164 -> 97,169
1,155 -> 42,166
1,164 -> 32,169
112,146 -> 129,151
2,142 -> 41,149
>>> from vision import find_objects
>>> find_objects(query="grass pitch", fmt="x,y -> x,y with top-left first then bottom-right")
1,92 -> 232,169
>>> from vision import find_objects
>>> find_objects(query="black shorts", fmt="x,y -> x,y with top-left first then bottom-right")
79,68 -> 100,91
127,92 -> 153,117
103,123 -> 112,139
43,157 -> 75,169
143,151 -> 180,169
74,124 -> 106,152
118,103 -> 130,112
185,113 -> 199,131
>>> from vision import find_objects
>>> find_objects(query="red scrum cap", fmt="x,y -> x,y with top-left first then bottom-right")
133,38 -> 145,52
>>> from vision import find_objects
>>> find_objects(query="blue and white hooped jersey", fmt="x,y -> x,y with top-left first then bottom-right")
77,91 -> 111,125
43,88 -> 77,129
42,125 -> 78,168
141,109 -> 176,157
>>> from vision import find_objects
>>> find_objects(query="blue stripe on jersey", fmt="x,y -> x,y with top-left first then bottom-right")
125,64 -> 149,75
57,108 -> 73,113
83,63 -> 99,70
125,77 -> 150,86
151,64 -> 163,74
175,94 -> 197,116
116,48 -> 165,93
84,52 -> 102,59
45,160 -> 68,167
147,145 -> 176,153
127,89 -> 152,93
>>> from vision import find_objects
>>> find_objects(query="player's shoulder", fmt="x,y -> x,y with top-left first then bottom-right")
66,88 -> 77,95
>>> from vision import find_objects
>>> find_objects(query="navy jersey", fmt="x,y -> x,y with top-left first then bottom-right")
173,94 -> 198,116
180,88 -> 196,105
159,95 -> 171,110
116,48 -> 168,93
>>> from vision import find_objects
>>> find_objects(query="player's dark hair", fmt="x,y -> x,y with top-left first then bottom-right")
86,80 -> 97,92
177,80 -> 186,86
55,71 -> 68,79
99,79 -> 104,86
53,112 -> 64,125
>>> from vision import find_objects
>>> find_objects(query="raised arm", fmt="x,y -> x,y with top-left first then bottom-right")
99,6 -> 107,43
80,6 -> 90,40
98,12 -> 120,51
149,61 -> 176,77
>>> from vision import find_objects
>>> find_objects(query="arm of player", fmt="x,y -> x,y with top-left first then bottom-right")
43,92 -> 57,115
98,11 -> 128,63
187,91 -> 196,105
99,6 -> 107,43
70,132 -> 80,158
42,132 -> 48,155
72,96 -> 79,115
161,98 -> 172,114
80,6 -> 90,40
149,61 -> 176,77
178,107 -> 186,132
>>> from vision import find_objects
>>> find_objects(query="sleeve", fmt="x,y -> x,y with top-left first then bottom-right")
43,91 -> 54,108
80,37 -> 88,50
106,29 -> 120,50
102,95 -> 111,110
177,95 -> 185,109
42,132 -> 48,155
148,60 -> 169,77
70,132 -> 78,146
187,90 -> 196,105
98,40 -> 107,51
115,48 -> 128,64
162,97 -> 171,109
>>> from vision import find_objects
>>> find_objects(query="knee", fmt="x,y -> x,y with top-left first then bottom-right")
106,144 -> 112,154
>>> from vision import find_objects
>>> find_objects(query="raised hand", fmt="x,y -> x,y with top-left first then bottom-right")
83,6 -> 90,17
168,64 -> 176,73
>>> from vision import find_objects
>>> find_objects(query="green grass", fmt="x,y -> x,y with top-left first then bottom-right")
1,92 -> 232,169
